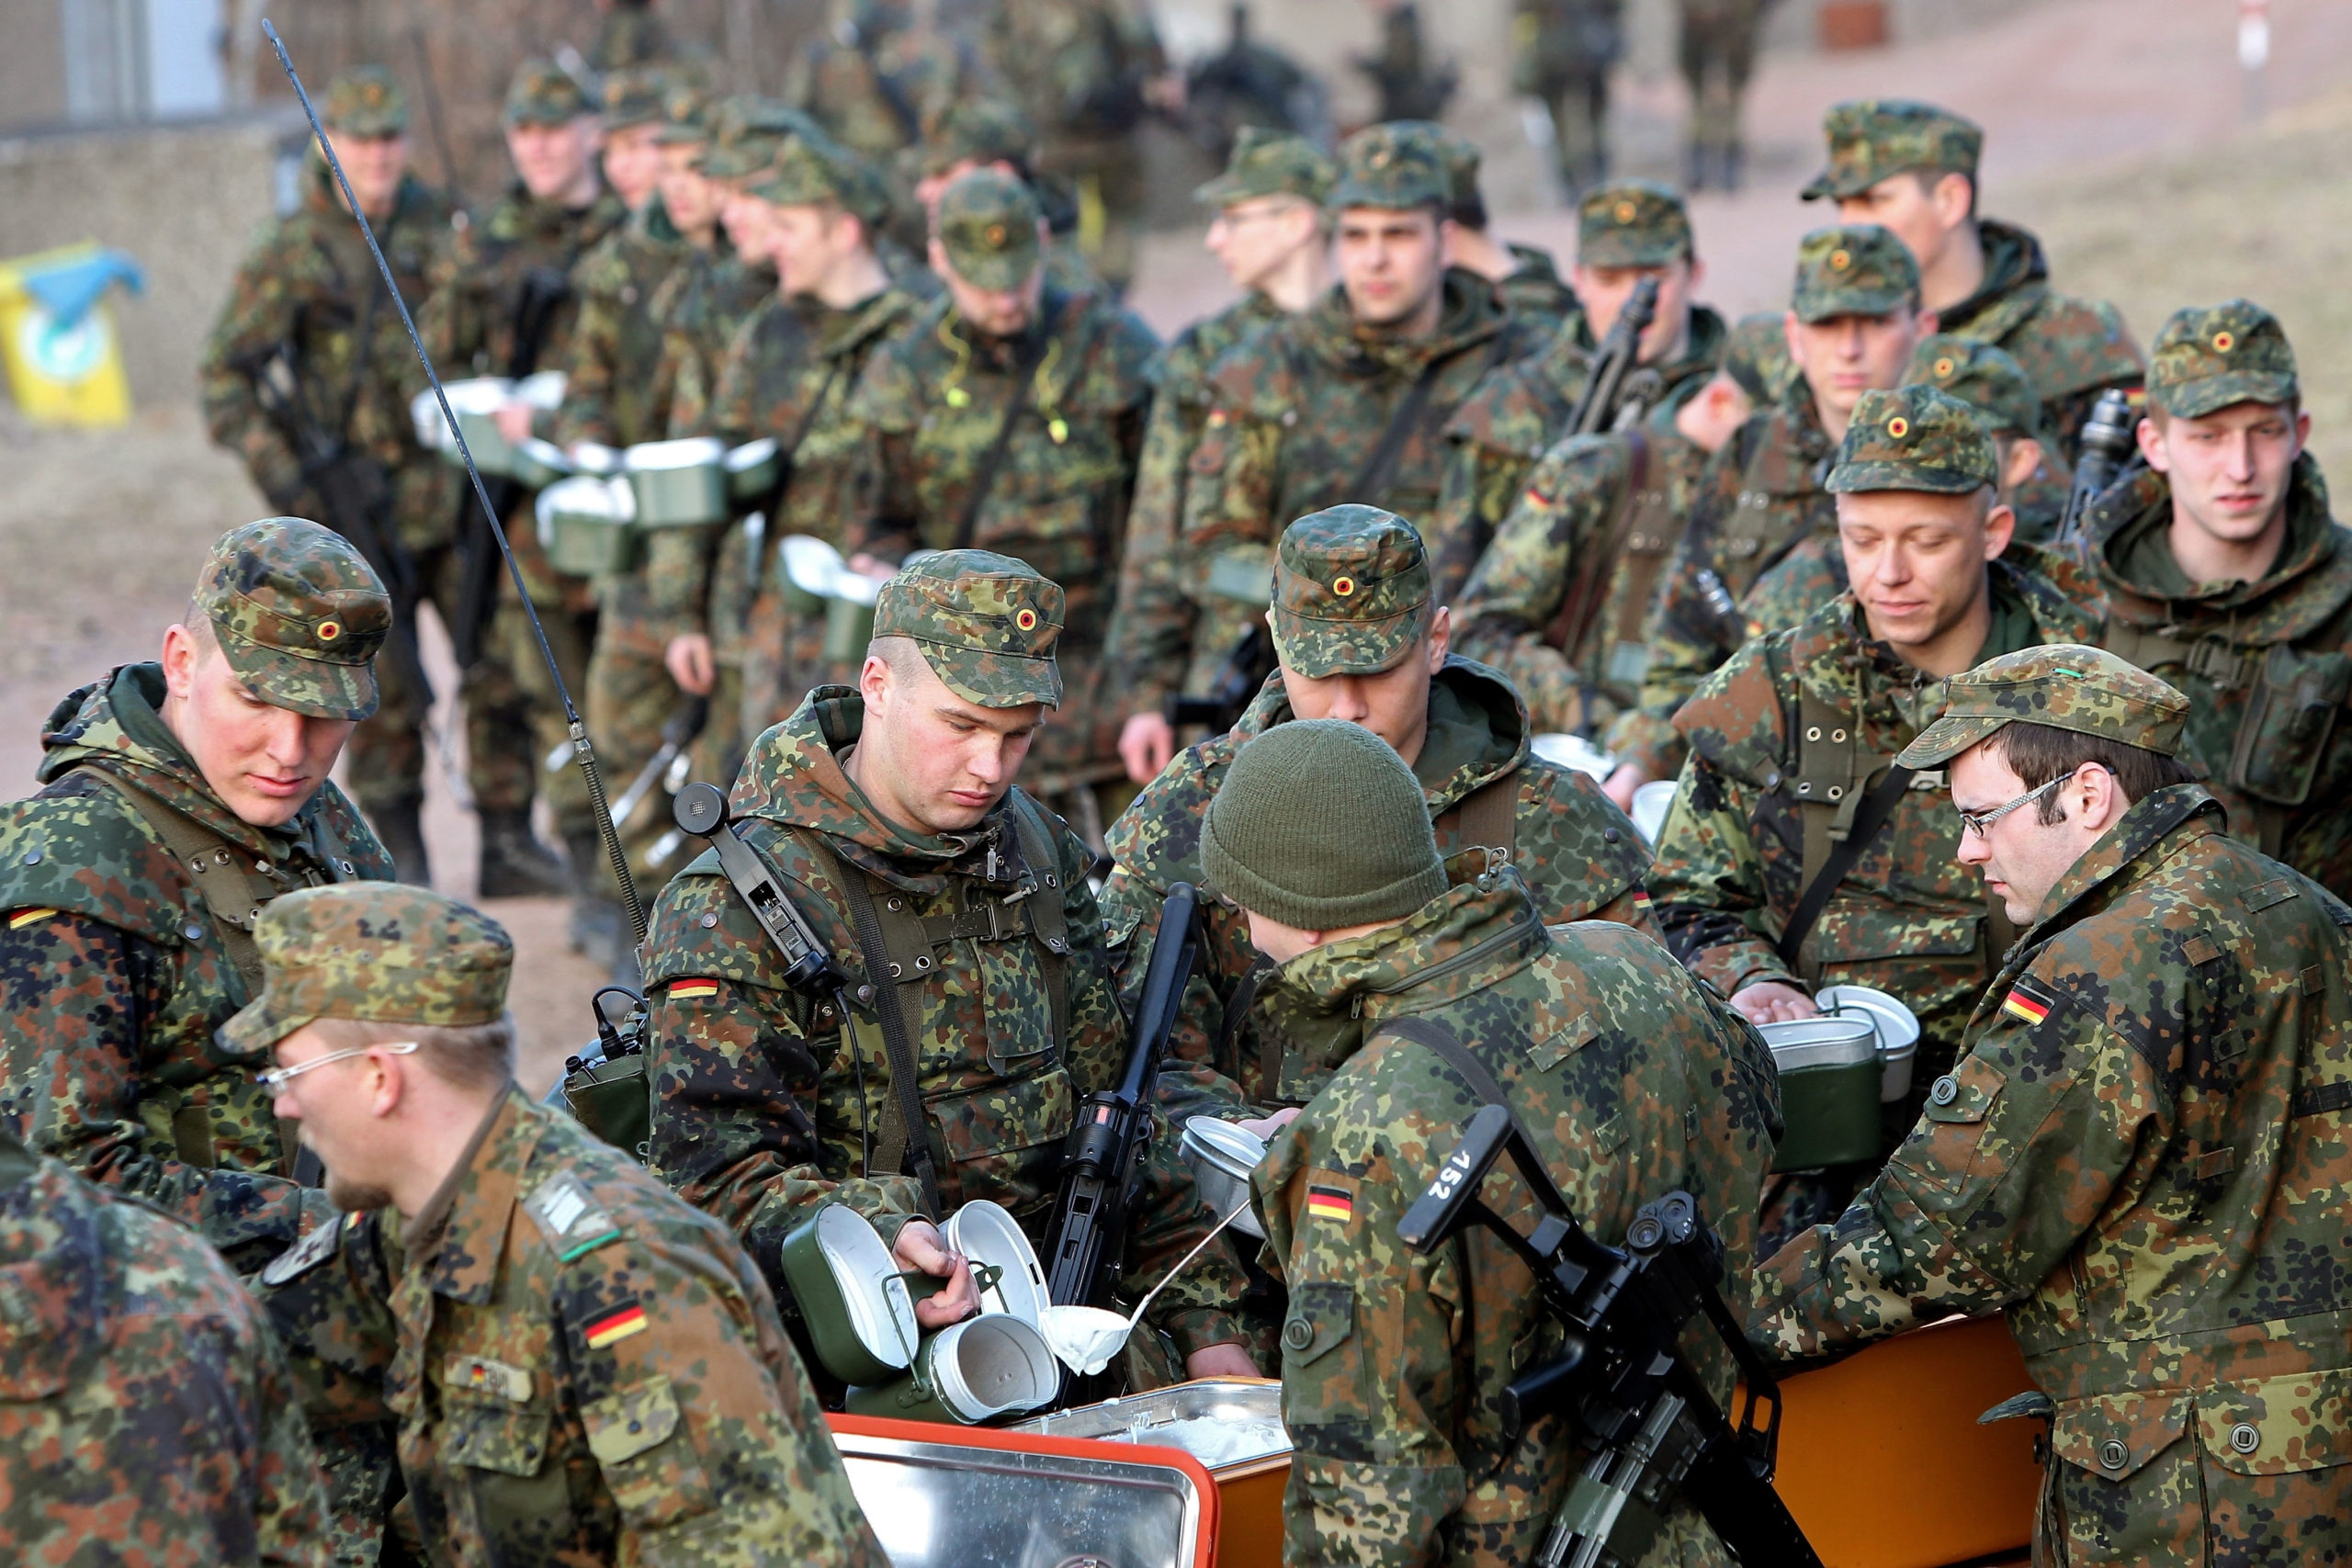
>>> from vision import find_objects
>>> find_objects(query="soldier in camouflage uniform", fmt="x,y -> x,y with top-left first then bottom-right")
910,96 -> 1097,296
978,0 -> 1177,295
1649,387 -> 2100,1239
1510,0 -> 1624,197
783,0 -> 1002,171
1808,99 -> 2142,457
1438,180 -> 1727,602
1104,507 -> 1657,1128
420,62 -> 628,899
200,67 -> 458,887
844,169 -> 1158,832
1108,127 -> 1335,784
1751,645 -> 2352,1568
0,520 -> 398,1553
1677,0 -> 1761,191
1414,120 -> 1576,337
590,0 -> 673,72
1203,717 -> 1778,1567
658,131 -> 925,773
1619,224 -> 1931,793
639,554 -> 1257,1382
241,883 -> 888,1567
1178,124 -> 1541,709
1451,309 -> 1775,773
0,1125 -> 332,1565
2084,301 -> 2352,897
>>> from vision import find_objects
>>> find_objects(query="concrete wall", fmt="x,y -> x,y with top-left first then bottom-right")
0,110 -> 300,410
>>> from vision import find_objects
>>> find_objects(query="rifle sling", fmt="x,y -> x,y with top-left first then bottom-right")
1349,328 -> 1512,505
1375,1014 -> 1512,1111
1776,760 -> 1917,973
949,298 -> 1067,553
831,863 -> 943,1217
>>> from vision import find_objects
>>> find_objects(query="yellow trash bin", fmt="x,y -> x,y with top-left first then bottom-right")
0,243 -> 145,428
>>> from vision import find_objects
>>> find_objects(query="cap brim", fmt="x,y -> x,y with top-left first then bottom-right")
1578,238 -> 1689,268
920,643 -> 1062,709
941,245 -> 1040,293
1271,604 -> 1427,679
220,637 -> 379,722
2153,372 -> 2299,421
1826,461 -> 1992,495
328,116 -> 410,139
217,991 -> 313,1060
1192,173 -> 1250,205
1894,712 -> 2008,770
1796,289 -> 1911,324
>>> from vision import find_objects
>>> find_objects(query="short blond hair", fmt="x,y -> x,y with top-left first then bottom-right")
309,1014 -> 516,1093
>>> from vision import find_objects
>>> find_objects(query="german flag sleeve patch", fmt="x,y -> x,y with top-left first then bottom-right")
1305,1183 -> 1355,1224
582,1301 -> 649,1350
2000,976 -> 2060,1030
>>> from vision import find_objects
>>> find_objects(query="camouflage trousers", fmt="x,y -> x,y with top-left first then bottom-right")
1678,0 -> 1759,155
344,544 -> 538,820
1037,133 -> 1147,296
1539,70 -> 1613,192
505,587 -> 597,842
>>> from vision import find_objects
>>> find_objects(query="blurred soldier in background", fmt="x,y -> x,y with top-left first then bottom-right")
1511,0 -> 1623,197
783,0 -> 1001,172
1807,99 -> 2142,456
1678,0 -> 1763,190
422,62 -> 625,902
844,170 -> 1159,838
1900,333 -> 2064,544
1356,0 -> 1456,124
591,0 -> 673,72
1417,120 -> 1577,336
200,67 -> 457,886
912,96 -> 1100,295
1110,128 -> 1335,783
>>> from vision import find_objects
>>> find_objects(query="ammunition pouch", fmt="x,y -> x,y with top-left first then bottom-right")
2229,645 -> 2351,808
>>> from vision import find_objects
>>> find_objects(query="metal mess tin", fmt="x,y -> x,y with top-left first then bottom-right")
1759,1014 -> 1881,1171
1180,1117 -> 1269,1240
624,436 -> 729,526
1816,983 -> 1923,1103
778,1203 -> 918,1387
1014,1377 -> 1291,1474
536,475 -> 638,577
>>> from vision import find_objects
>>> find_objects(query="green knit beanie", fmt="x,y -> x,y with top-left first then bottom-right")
1202,719 -> 1446,931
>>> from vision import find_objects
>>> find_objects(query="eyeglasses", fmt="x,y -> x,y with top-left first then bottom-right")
1954,765 -> 2106,840
256,1039 -> 418,1095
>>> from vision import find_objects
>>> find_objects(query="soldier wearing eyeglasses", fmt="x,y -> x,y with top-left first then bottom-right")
1645,383 -> 2098,1243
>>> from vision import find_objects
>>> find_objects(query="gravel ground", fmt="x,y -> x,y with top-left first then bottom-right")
6,0 -> 2351,1086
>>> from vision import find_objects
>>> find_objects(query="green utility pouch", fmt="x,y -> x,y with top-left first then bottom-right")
2230,645 -> 2352,807
563,1053 -> 651,1158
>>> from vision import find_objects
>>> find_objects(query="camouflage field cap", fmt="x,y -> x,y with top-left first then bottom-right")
750,132 -> 893,226
503,60 -> 594,128
936,169 -> 1043,291
195,518 -> 392,722
2147,299 -> 2300,419
918,98 -> 1035,179
696,98 -> 820,177
219,885 -> 512,1057
1897,645 -> 2189,768
1379,119 -> 1482,212
1792,224 -> 1919,322
1193,125 -> 1335,207
322,66 -> 409,138
873,550 -> 1065,707
650,76 -> 711,144
1802,99 -> 1984,201
1722,310 -> 1796,406
1329,122 -> 1452,212
1271,505 -> 1434,678
1828,384 -> 1997,495
1577,180 -> 1693,267
1905,333 -> 2041,438
600,67 -> 668,131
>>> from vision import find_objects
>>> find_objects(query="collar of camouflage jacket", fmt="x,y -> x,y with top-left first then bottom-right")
1928,217 -> 2051,337
2091,456 -> 2352,641
1301,265 -> 1510,376
730,687 -> 1031,892
2017,782 -> 2223,939
407,1088 -> 535,1303
1257,859 -> 1548,1070
1227,655 -> 1529,818
1809,556 -> 2095,716
491,180 -> 628,246
1544,300 -> 1728,405
815,285 -> 921,360
36,663 -> 321,863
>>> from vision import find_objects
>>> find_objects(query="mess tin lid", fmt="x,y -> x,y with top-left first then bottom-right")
942,1200 -> 1049,1327
779,1204 -> 919,1387
781,534 -> 847,598
725,436 -> 779,474
1814,984 -> 1921,1053
1181,1117 -> 1269,1180
1531,732 -> 1616,781
1758,1014 -> 1878,1071
624,435 -> 728,472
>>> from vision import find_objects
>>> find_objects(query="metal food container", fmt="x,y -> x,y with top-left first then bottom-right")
1631,779 -> 1679,847
1180,1117 -> 1268,1240
726,436 -> 780,499
536,476 -> 639,578
777,1204 -> 919,1388
778,534 -> 846,617
1759,1014 -> 1882,1171
508,436 -> 573,491
830,1416 -> 1211,1568
943,1200 -> 1050,1325
825,563 -> 891,666
846,1314 -> 1061,1426
1815,984 -> 1923,1104
568,441 -> 623,477
417,378 -> 515,476
624,436 -> 729,526
1531,732 -> 1615,781
1015,1377 -> 1289,1568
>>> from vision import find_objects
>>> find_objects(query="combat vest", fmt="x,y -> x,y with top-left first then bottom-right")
1710,387 -> 1837,602
1549,426 -> 1684,707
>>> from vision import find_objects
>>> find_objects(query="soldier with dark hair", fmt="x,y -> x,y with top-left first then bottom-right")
1750,644 -> 2352,1567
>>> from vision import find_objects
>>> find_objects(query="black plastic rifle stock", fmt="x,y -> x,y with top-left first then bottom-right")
1567,276 -> 1662,438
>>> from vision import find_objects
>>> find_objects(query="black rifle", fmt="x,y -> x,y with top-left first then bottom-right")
1566,276 -> 1661,438
1402,1102 -> 1823,1568
449,265 -> 571,670
606,694 -> 710,832
235,312 -> 434,712
2054,387 -> 2140,552
265,20 -> 646,957
1046,882 -> 1204,1315
1163,621 -> 1273,735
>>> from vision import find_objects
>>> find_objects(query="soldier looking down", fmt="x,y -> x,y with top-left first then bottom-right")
1749,645 -> 2352,1567
640,552 -> 1257,1384
1104,506 -> 1656,1130
243,883 -> 888,1567
1212,717 -> 1779,1567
